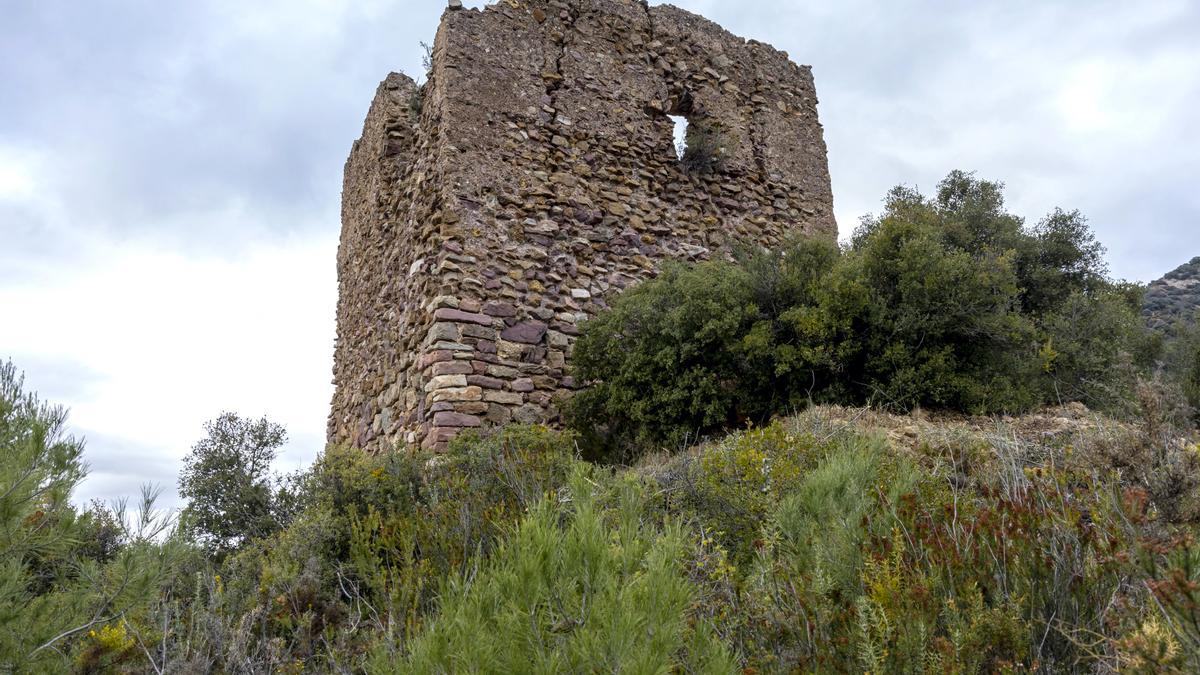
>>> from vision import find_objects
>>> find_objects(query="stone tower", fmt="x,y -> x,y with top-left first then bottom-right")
329,0 -> 836,452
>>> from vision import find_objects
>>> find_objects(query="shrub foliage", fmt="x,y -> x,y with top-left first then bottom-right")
569,171 -> 1149,455
5,369 -> 1200,672
5,171 -> 1199,672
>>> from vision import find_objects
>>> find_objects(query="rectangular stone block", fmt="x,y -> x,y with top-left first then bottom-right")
432,411 -> 482,428
430,361 -> 474,376
433,308 -> 493,325
427,321 -> 460,343
467,374 -> 505,389
430,386 -> 483,403
483,391 -> 524,405
424,374 -> 467,391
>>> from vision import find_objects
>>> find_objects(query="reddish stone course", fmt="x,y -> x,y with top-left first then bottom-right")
432,308 -> 493,325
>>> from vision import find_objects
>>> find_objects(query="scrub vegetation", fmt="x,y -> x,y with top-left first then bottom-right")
3,173 -> 1199,673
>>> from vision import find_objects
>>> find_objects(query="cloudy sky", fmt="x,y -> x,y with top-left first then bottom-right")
2,0 -> 1198,510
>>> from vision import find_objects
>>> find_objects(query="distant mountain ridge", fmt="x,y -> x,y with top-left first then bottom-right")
1145,256 -> 1200,329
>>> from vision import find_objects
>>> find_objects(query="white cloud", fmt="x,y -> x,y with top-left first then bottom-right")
1,233 -> 337,508
0,146 -> 41,201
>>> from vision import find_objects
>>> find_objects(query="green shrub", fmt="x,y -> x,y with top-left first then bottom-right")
567,258 -> 762,455
773,436 -> 905,594
0,361 -> 183,672
378,468 -> 736,674
685,421 -> 812,562
177,412 -> 291,558
569,171 -> 1148,460
1188,345 -> 1200,418
1039,287 -> 1145,410
671,413 -> 1200,673
838,213 -> 1037,413
1173,326 -> 1200,420
166,425 -> 581,671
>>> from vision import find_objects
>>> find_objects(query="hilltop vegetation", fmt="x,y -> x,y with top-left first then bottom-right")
4,369 -> 1200,672
3,173 -> 1200,672
1145,256 -> 1200,330
569,172 -> 1152,457
1142,257 -> 1200,422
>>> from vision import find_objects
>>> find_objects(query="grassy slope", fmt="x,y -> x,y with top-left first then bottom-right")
387,404 -> 1200,672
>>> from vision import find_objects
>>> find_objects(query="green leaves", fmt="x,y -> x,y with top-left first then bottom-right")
0,362 -> 184,671
569,171 -> 1142,459
178,412 -> 289,557
387,469 -> 735,674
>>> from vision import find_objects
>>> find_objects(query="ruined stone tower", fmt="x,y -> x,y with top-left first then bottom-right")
329,0 -> 836,452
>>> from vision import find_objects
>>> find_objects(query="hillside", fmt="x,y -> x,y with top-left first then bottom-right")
7,348 -> 1200,671
1145,256 -> 1200,329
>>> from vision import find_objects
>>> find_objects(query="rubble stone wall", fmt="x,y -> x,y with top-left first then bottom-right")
330,0 -> 837,452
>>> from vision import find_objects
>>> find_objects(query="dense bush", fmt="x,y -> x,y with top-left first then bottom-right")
569,171 -> 1149,457
178,412 -> 293,558
0,361 -> 184,672
160,424 -> 580,671
1161,321 -> 1200,421
5,358 -> 1200,671
641,407 -> 1200,672
378,469 -> 736,673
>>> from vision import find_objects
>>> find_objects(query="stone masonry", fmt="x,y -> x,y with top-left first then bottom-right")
329,0 -> 836,452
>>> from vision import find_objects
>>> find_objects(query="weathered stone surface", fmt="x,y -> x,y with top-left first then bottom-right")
512,404 -> 545,425
483,391 -> 524,405
427,322 -> 460,342
433,411 -> 480,427
430,361 -> 473,376
329,0 -> 836,452
424,374 -> 467,391
483,302 -> 517,317
456,401 -> 490,415
467,374 -> 505,389
433,308 -> 492,325
430,386 -> 483,403
500,321 -> 548,344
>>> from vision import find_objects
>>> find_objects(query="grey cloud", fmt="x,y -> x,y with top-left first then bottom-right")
0,1 -> 444,252
683,0 -> 1200,282
4,352 -> 107,405
4,0 -> 1196,280
72,431 -> 181,509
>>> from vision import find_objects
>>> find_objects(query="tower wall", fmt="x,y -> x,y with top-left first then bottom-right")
330,0 -> 837,451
